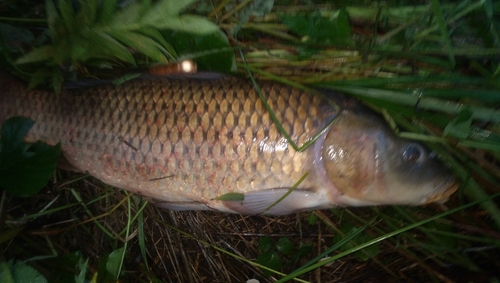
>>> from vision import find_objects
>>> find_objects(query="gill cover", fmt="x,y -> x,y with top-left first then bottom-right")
321,106 -> 457,205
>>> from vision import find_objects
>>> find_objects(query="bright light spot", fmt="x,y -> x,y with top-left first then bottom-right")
181,60 -> 196,73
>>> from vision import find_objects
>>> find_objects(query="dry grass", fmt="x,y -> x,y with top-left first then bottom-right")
2,168 -> 499,282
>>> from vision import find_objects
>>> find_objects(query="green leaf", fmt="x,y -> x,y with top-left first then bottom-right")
0,141 -> 61,197
0,23 -> 35,52
256,250 -> 282,276
163,30 -> 233,72
15,45 -> 54,64
47,251 -> 87,283
27,68 -> 53,89
107,31 -> 168,62
444,108 -> 473,139
0,117 -> 61,197
142,0 -> 197,23
138,27 -> 176,58
430,0 -> 456,68
106,246 -> 126,280
58,0 -> 77,33
0,116 -> 34,151
0,226 -> 24,245
307,213 -> 318,225
98,0 -> 117,23
288,242 -> 312,265
83,31 -> 135,65
46,0 -> 60,38
109,0 -> 147,26
213,192 -> 244,201
52,67 -> 63,96
281,9 -> 354,45
52,36 -> 71,64
257,236 -> 274,252
275,238 -> 294,256
0,260 -> 48,283
75,257 -> 89,283
148,15 -> 219,35
79,0 -> 98,26
112,73 -> 142,85
0,260 -> 14,282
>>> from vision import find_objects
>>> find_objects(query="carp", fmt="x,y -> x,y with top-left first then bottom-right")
0,74 -> 457,214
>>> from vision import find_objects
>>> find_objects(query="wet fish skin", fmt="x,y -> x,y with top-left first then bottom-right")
0,74 -> 457,214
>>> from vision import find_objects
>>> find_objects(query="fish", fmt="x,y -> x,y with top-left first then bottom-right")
0,73 -> 458,215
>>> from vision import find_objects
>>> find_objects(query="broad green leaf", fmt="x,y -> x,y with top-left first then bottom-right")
97,254 -> 112,281
1,260 -> 47,283
15,45 -> 54,64
0,117 -> 61,197
75,257 -> 89,283
58,0 -> 77,33
148,15 -> 219,35
256,250 -> 282,276
142,0 -> 197,23
444,108 -> 473,139
107,31 -> 168,62
213,192 -> 244,201
288,242 -> 312,265
0,117 -> 34,151
0,141 -> 61,197
281,9 -> 354,45
47,251 -> 87,283
106,246 -> 126,280
307,213 -> 319,225
257,236 -> 274,252
275,238 -> 294,256
0,260 -> 14,282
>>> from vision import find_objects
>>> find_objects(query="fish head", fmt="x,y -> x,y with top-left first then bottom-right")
321,107 -> 458,206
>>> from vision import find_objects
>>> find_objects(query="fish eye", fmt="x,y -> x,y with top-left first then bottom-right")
403,144 -> 423,164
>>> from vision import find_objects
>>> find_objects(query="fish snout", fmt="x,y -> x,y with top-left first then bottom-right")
423,175 -> 459,204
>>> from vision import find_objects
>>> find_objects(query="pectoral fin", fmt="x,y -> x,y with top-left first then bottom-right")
221,189 -> 328,215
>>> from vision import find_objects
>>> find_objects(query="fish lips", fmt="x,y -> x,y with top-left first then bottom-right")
422,175 -> 459,204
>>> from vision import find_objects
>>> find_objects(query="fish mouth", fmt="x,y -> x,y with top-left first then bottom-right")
423,176 -> 459,204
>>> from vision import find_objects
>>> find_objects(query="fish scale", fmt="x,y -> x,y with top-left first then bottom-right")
0,74 -> 457,214
1,76 -> 330,205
